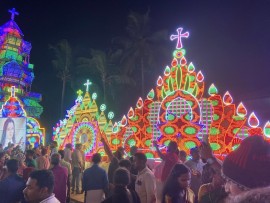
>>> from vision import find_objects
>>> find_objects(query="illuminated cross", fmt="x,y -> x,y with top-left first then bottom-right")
84,79 -> 92,92
8,86 -> 18,97
170,27 -> 189,49
77,89 -> 83,96
8,8 -> 19,21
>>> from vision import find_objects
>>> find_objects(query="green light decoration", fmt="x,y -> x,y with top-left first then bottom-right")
77,89 -> 83,96
209,127 -> 220,136
112,138 -> 120,145
264,121 -> 270,138
92,92 -> 97,100
108,111 -> 114,120
147,89 -> 155,100
164,66 -> 171,76
164,126 -> 175,134
145,153 -> 154,159
184,141 -> 196,149
188,62 -> 195,73
232,144 -> 240,151
128,139 -> 136,147
100,104 -> 106,112
208,83 -> 218,95
210,143 -> 221,151
184,127 -> 197,135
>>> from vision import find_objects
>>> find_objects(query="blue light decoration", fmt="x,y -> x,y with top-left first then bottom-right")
0,8 -> 43,118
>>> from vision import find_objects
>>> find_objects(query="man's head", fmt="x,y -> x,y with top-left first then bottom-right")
75,143 -> 82,150
167,141 -> 178,153
51,141 -> 57,148
51,153 -> 61,166
119,159 -> 132,171
134,152 -> 147,171
26,150 -> 35,159
130,146 -> 138,156
58,150 -> 64,159
41,148 -> 47,156
116,146 -> 125,159
113,167 -> 130,186
92,153 -> 101,164
190,147 -> 200,161
65,143 -> 72,149
6,159 -> 18,173
179,150 -> 187,163
23,170 -> 54,203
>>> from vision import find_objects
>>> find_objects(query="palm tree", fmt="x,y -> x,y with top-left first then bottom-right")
49,39 -> 73,117
77,49 -> 135,103
115,10 -> 169,97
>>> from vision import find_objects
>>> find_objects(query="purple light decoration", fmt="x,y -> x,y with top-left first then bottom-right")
170,27 -> 189,49
8,8 -> 19,21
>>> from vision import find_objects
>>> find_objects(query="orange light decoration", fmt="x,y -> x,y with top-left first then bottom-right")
109,26 -> 270,160
223,91 -> 233,105
236,102 -> 247,117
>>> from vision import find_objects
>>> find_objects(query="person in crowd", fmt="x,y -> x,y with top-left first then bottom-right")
198,167 -> 226,203
102,167 -> 141,203
71,143 -> 84,194
153,140 -> 179,203
51,153 -> 68,203
100,131 -> 125,190
129,145 -> 138,175
64,143 -> 72,163
25,149 -> 37,168
162,163 -> 194,203
82,153 -> 108,203
185,147 -> 204,199
199,135 -> 270,201
50,141 -> 58,156
179,150 -> 187,163
23,169 -> 60,203
0,159 -> 25,203
14,152 -> 26,177
59,150 -> 72,203
222,135 -> 270,198
0,144 -> 3,152
227,186 -> 270,203
36,148 -> 50,170
134,152 -> 156,203
119,159 -> 136,190
0,152 -> 8,180
1,118 -> 16,148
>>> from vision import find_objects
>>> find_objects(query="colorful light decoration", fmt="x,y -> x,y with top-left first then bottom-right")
54,80 -> 114,159
248,112 -> 260,128
0,9 -> 43,118
236,102 -> 247,117
109,26 -> 270,159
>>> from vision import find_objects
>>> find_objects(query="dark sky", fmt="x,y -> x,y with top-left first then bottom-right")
1,0 -> 270,137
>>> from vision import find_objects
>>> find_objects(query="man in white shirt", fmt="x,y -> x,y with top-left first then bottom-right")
23,170 -> 60,203
134,152 -> 156,203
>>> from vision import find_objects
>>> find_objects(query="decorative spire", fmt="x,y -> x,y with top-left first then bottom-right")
84,79 -> 92,92
170,27 -> 189,49
76,89 -> 83,97
8,86 -> 18,97
8,8 -> 19,21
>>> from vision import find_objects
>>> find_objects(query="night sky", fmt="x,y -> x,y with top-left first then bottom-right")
1,0 -> 270,138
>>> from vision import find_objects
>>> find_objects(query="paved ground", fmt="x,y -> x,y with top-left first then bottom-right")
70,193 -> 84,203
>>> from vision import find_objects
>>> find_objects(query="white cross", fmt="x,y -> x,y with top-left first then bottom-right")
8,86 -> 18,97
84,79 -> 92,92
170,27 -> 189,49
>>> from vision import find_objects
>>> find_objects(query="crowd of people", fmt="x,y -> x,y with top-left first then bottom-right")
0,134 -> 270,203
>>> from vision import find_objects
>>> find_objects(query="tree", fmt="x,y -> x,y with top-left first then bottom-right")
115,10 -> 169,97
49,39 -> 73,117
77,49 -> 135,103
